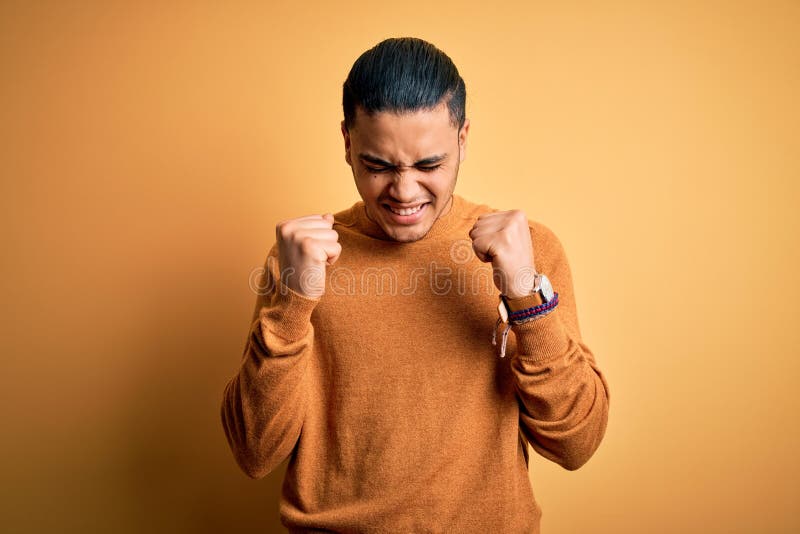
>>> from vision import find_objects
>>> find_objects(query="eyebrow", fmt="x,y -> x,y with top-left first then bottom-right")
358,153 -> 448,167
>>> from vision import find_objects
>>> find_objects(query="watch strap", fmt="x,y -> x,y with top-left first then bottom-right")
501,292 -> 544,313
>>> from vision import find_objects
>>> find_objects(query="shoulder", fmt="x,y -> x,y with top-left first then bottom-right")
462,195 -> 563,247
331,201 -> 361,229
460,195 -> 569,266
528,219 -> 570,273
451,194 -> 497,222
264,202 -> 360,258
527,219 -> 563,252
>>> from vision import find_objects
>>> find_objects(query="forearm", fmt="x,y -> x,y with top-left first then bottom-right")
510,308 -> 610,470
220,264 -> 319,479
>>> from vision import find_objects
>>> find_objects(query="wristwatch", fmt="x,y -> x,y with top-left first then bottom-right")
497,272 -> 556,323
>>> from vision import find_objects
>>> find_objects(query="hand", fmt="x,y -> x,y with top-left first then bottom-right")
468,210 -> 537,299
276,213 -> 341,298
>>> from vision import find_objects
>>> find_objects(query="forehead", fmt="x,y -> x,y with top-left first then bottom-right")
350,102 -> 457,159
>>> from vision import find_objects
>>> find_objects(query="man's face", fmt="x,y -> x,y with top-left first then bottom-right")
341,101 -> 470,243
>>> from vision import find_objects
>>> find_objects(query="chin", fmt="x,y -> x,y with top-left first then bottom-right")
377,220 -> 425,242
387,229 -> 428,243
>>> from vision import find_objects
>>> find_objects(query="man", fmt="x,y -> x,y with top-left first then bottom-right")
221,37 -> 610,533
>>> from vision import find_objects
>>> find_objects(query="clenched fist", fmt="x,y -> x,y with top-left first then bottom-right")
276,213 -> 341,299
469,209 -> 537,299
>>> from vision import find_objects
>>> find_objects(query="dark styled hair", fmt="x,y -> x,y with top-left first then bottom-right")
342,37 -> 466,131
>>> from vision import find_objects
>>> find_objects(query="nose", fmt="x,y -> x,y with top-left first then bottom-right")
387,168 -> 424,203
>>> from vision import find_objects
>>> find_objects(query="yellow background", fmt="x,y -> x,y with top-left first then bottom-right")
2,1 -> 798,532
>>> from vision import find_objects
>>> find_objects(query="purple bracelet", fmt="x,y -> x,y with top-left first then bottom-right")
508,292 -> 559,322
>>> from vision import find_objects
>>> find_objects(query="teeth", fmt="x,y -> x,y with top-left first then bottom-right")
389,204 -> 424,216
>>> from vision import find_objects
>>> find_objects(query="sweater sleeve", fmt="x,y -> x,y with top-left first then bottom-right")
220,243 -> 320,479
508,223 -> 610,471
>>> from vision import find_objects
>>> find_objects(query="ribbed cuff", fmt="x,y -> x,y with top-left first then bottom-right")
261,278 -> 321,342
510,307 -> 571,363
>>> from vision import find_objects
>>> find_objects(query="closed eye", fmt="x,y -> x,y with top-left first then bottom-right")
363,165 -> 441,173
364,165 -> 391,173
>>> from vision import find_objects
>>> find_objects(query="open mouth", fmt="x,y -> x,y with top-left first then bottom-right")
382,202 -> 430,224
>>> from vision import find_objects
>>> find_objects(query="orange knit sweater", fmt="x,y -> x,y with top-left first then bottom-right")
221,194 -> 610,533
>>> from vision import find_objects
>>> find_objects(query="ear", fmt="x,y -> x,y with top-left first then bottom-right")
458,118 -> 470,163
341,120 -> 352,166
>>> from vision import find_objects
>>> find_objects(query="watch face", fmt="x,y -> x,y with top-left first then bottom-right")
540,274 -> 555,302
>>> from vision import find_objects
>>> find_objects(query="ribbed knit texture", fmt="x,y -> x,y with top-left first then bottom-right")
221,194 -> 610,533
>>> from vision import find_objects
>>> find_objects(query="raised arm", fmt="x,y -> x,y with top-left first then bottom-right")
220,213 -> 340,479
220,243 -> 320,479
508,223 -> 610,470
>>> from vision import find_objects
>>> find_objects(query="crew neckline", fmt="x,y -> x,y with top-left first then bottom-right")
349,194 -> 464,242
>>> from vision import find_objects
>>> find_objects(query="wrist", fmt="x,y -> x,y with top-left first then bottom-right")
502,292 -> 544,312
503,266 -> 538,299
498,272 -> 557,323
493,271 -> 559,358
